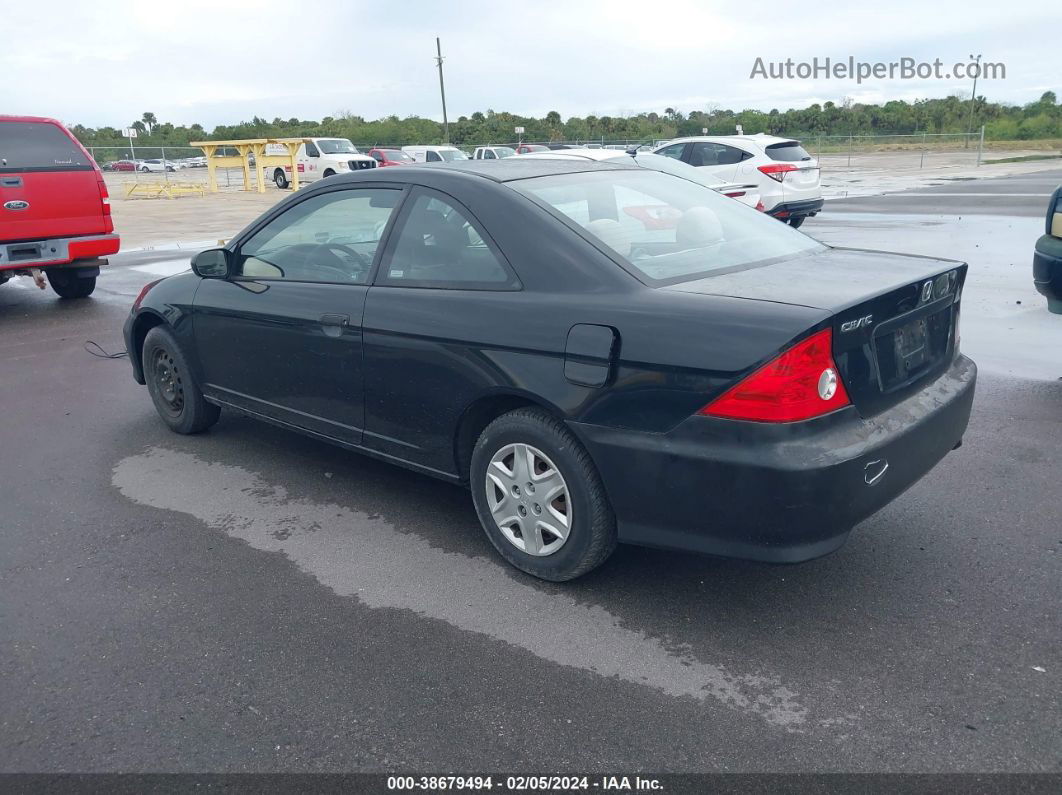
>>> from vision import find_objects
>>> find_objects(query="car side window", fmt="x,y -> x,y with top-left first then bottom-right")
237,188 -> 401,283
378,191 -> 519,290
427,150 -> 441,162
689,142 -> 728,167
718,145 -> 749,164
484,150 -> 496,160
657,143 -> 686,160
305,141 -> 320,157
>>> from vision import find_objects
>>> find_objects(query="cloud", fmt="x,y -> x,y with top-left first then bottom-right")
2,0 -> 1055,129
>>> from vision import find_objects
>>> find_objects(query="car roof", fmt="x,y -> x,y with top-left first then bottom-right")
660,134 -> 798,147
416,158 -> 639,182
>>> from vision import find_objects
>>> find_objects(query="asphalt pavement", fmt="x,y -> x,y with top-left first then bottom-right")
1,171 -> 1059,773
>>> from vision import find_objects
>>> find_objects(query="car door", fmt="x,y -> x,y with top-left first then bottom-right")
362,187 -> 522,475
192,185 -> 404,444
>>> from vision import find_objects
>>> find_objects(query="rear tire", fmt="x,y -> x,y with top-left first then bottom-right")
142,326 -> 220,435
46,269 -> 96,299
788,216 -> 806,228
274,169 -> 289,189
323,169 -> 336,178
470,408 -> 617,581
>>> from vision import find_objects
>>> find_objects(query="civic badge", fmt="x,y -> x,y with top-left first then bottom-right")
3,200 -> 29,210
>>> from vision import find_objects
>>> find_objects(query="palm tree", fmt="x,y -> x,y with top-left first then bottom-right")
141,112 -> 157,135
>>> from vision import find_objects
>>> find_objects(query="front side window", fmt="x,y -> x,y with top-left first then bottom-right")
426,150 -> 442,162
438,149 -> 468,161
237,188 -> 401,283
655,142 -> 686,160
379,191 -> 517,289
304,141 -> 320,157
512,170 -> 823,285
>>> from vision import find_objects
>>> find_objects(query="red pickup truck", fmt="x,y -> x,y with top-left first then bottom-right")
0,115 -> 119,298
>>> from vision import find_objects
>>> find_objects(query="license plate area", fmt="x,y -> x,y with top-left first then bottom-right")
873,304 -> 953,392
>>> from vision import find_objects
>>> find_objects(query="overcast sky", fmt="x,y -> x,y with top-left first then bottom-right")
3,0 -> 1056,130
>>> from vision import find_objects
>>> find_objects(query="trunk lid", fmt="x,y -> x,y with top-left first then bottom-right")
0,118 -> 109,242
664,247 -> 966,416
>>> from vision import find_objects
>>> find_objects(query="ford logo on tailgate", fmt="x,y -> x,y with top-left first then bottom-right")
3,200 -> 29,210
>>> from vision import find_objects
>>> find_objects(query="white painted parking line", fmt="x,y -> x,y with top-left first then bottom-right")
129,259 -> 191,277
898,193 -> 1051,197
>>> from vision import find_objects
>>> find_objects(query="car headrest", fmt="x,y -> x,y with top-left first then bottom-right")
676,206 -> 723,248
585,218 -> 631,257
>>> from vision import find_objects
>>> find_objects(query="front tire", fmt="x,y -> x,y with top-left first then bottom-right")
46,269 -> 95,299
142,326 -> 220,435
323,169 -> 336,178
140,166 -> 150,173
274,168 -> 289,189
470,408 -> 616,581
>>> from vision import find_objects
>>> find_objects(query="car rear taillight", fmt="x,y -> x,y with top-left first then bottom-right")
723,190 -> 746,198
758,163 -> 799,183
755,200 -> 765,212
698,328 -> 850,422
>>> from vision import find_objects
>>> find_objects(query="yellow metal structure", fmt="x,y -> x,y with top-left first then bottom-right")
125,181 -> 207,199
190,138 -> 313,194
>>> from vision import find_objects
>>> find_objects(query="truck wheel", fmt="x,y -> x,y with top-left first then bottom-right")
323,169 -> 336,178
46,269 -> 96,299
273,169 -> 289,189
470,408 -> 617,581
142,326 -> 220,434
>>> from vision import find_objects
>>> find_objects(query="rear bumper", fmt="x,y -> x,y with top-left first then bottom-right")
1033,234 -> 1062,304
768,198 -> 824,219
0,233 -> 119,270
571,354 -> 976,563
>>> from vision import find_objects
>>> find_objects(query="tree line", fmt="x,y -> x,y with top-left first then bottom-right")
71,92 -> 1060,151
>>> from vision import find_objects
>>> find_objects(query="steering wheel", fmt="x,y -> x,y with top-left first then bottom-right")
321,243 -> 371,271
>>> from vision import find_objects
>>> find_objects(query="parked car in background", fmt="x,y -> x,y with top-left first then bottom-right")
263,137 -> 377,189
104,159 -> 138,172
472,146 -> 517,160
0,115 -> 118,298
518,148 -> 762,209
654,134 -> 823,227
124,159 -> 974,581
1033,185 -> 1062,314
401,145 -> 469,163
138,159 -> 182,173
368,148 -> 415,167
515,144 -> 549,154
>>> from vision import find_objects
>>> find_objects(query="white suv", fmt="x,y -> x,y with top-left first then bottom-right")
654,134 -> 822,227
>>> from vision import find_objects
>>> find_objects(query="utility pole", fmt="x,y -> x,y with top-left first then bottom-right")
965,53 -> 982,149
435,37 -> 449,144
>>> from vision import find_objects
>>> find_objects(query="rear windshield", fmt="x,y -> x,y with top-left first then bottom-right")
383,149 -> 412,160
0,121 -> 93,172
764,142 -> 812,162
511,170 -> 823,285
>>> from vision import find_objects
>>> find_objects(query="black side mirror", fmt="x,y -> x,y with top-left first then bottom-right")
191,248 -> 231,279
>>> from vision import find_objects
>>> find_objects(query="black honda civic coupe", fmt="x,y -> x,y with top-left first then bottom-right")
124,159 -> 976,581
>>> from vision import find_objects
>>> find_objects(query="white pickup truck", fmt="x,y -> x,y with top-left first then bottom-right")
264,138 -> 376,189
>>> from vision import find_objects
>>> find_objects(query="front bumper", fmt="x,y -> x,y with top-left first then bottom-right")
768,198 -> 824,220
1033,234 -> 1062,309
0,233 -> 119,270
571,354 -> 976,563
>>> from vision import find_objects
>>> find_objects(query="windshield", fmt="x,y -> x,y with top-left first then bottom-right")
493,147 -> 517,158
383,149 -> 412,161
512,170 -> 823,284
522,145 -> 549,152
438,149 -> 468,161
317,139 -> 358,154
